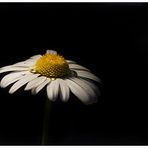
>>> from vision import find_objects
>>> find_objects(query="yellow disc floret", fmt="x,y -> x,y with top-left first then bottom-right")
34,52 -> 70,78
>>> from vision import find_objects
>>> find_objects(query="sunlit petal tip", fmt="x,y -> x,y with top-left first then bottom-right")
9,90 -> 14,94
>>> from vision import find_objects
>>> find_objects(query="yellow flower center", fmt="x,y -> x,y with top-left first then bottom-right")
34,52 -> 70,78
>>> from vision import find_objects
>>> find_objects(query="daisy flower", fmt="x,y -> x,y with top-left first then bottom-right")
0,50 -> 101,104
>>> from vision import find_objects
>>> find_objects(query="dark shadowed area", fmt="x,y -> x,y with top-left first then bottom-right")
0,3 -> 148,145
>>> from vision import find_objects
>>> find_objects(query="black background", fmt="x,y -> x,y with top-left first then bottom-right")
0,3 -> 148,145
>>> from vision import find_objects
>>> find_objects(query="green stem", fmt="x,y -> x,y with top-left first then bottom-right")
41,98 -> 51,145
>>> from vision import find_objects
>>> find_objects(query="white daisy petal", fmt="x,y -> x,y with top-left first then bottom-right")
13,60 -> 36,67
81,78 -> 101,96
0,67 -> 29,74
25,76 -> 47,90
66,60 -> 76,64
46,81 -> 54,101
71,78 -> 97,104
74,70 -> 101,83
32,78 -> 50,94
0,59 -> 37,71
46,79 -> 60,101
65,79 -> 90,104
69,63 -> 90,71
13,62 -> 31,67
31,88 -> 36,95
29,54 -> 41,60
59,79 -> 70,102
70,77 -> 97,101
0,65 -> 25,71
0,65 -> 17,70
0,71 -> 28,88
46,50 -> 57,54
53,79 -> 60,100
9,73 -> 40,94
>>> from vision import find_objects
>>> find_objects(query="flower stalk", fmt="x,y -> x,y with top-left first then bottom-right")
41,98 -> 51,145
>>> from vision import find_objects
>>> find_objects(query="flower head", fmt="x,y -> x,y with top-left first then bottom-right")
0,50 -> 101,104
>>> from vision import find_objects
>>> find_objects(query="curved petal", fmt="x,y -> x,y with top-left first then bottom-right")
53,79 -> 60,100
46,79 -> 60,101
74,70 -> 101,83
32,78 -> 50,94
25,76 -> 47,90
59,79 -> 70,102
0,58 -> 37,71
69,63 -> 90,71
0,71 -> 28,88
29,54 -> 42,60
9,73 -> 40,94
46,82 -> 54,101
70,77 -> 98,103
71,78 -> 98,104
65,79 -> 90,104
81,78 -> 101,96
13,59 -> 36,67
66,60 -> 76,64
0,67 -> 29,74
